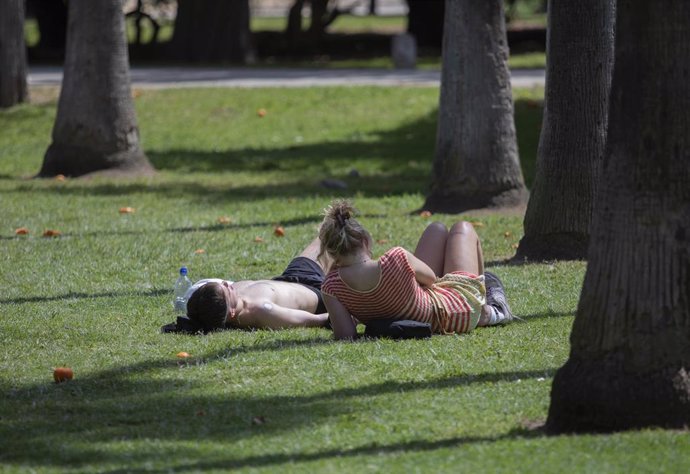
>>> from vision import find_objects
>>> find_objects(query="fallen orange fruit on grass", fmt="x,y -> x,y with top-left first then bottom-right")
119,207 -> 136,214
274,226 -> 285,237
419,211 -> 432,218
176,352 -> 190,359
55,174 -> 66,182
15,227 -> 29,235
257,108 -> 267,117
194,249 -> 206,254
42,229 -> 61,237
53,367 -> 74,383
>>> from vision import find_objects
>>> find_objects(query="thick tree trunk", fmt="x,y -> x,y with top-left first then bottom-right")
424,0 -> 527,213
515,0 -> 615,261
39,0 -> 153,177
547,0 -> 690,432
171,0 -> 252,64
0,0 -> 29,108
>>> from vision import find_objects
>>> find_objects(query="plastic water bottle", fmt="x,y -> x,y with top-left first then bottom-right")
173,267 -> 192,315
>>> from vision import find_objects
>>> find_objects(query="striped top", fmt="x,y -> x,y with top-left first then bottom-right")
322,247 -> 483,333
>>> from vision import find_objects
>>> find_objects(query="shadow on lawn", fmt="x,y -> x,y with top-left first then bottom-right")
0,288 -> 169,306
10,98 -> 541,203
0,339 -> 556,470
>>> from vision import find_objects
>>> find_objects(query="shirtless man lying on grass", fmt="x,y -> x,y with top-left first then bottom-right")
164,238 -> 330,333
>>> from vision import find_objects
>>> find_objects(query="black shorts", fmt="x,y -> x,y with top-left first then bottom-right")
272,257 -> 327,314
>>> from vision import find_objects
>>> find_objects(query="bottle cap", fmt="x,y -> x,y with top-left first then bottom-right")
179,267 -> 188,276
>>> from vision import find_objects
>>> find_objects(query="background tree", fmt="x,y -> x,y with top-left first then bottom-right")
39,0 -> 153,177
423,0 -> 527,213
171,0 -> 252,63
0,0 -> 28,108
406,0 -> 444,49
25,0 -> 67,61
514,0 -> 615,261
547,0 -> 690,432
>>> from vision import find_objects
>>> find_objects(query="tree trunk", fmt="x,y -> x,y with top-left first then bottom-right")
308,0 -> 329,38
423,0 -> 527,213
0,0 -> 29,108
406,0 -> 444,49
515,0 -> 615,261
171,0 -> 252,64
39,0 -> 153,177
547,0 -> 690,433
26,0 -> 67,61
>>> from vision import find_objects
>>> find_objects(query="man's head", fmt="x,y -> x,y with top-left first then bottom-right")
186,281 -> 238,332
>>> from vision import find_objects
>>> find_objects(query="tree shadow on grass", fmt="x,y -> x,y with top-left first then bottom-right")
0,344 -> 556,470
0,288 -> 170,306
9,97 -> 541,203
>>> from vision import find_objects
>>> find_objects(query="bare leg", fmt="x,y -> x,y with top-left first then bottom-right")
299,237 -> 332,272
443,221 -> 483,275
413,222 -> 448,277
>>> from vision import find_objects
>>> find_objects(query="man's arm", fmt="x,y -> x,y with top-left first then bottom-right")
323,294 -> 357,340
241,301 -> 328,330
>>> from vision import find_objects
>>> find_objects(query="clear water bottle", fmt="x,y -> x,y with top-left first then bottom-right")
173,267 -> 192,315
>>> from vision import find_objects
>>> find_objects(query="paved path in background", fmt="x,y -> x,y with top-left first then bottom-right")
28,66 -> 545,89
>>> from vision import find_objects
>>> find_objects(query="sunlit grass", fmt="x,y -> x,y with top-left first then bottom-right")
4,85 -> 680,473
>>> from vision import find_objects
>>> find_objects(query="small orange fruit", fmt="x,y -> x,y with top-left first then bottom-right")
53,367 -> 74,383
15,227 -> 29,235
119,207 -> 136,214
257,108 -> 267,118
274,226 -> 285,237
194,249 -> 206,254
419,210 -> 432,218
42,229 -> 61,237
176,352 -> 190,359
55,174 -> 66,181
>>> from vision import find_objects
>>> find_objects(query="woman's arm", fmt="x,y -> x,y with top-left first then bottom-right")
404,250 -> 437,287
323,294 -> 357,340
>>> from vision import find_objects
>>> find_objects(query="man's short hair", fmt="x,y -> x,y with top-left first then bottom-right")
186,282 -> 227,332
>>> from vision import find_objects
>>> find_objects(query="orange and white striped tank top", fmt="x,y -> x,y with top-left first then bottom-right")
322,247 -> 485,334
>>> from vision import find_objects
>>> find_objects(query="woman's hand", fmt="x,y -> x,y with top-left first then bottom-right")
323,294 -> 357,340
405,250 -> 437,287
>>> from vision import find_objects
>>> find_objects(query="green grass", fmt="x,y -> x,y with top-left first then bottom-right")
4,85 -> 686,473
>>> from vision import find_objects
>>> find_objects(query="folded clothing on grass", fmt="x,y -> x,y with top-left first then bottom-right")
363,319 -> 432,340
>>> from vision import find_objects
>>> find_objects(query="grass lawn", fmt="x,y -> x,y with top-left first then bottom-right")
2,85 -> 687,473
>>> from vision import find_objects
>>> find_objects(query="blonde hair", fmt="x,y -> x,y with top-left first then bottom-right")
318,200 -> 372,264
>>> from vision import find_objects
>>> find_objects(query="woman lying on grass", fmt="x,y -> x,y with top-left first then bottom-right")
318,200 -> 515,340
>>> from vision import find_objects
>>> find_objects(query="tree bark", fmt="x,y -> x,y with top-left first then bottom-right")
547,0 -> 690,433
424,0 -> 527,213
515,0 -> 615,261
0,0 -> 29,108
39,0 -> 153,177
171,0 -> 252,64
